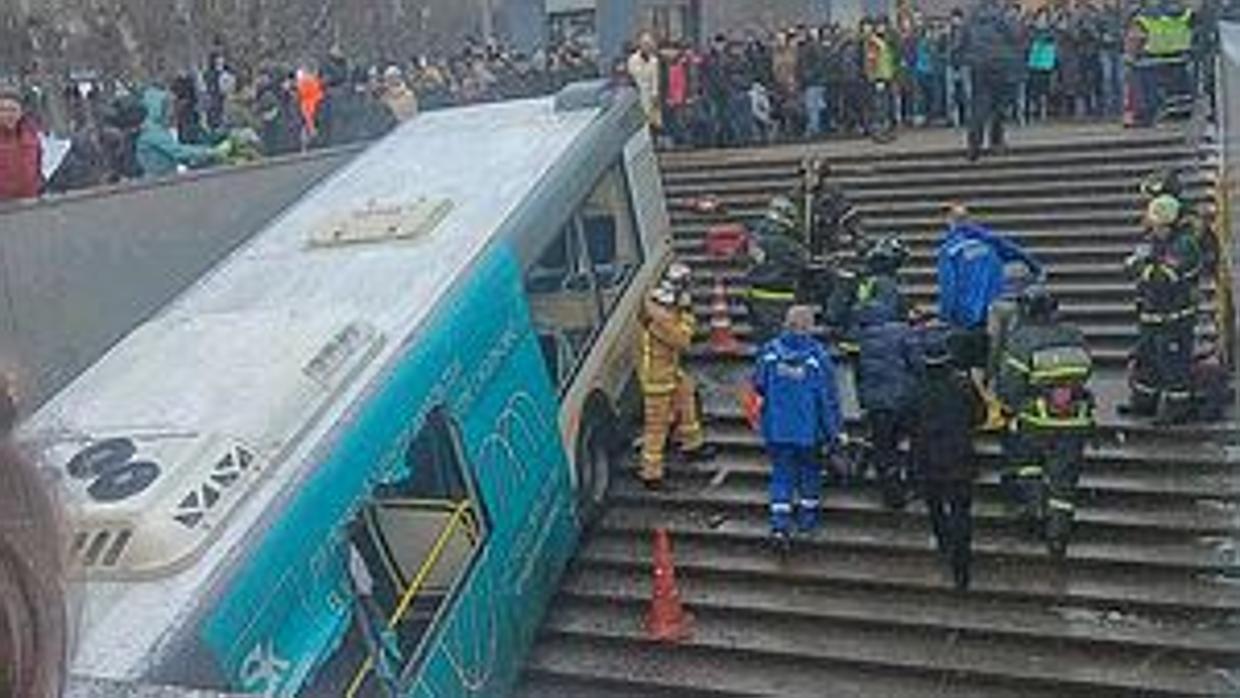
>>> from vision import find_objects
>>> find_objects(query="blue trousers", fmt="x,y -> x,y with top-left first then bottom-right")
768,444 -> 823,533
804,85 -> 828,136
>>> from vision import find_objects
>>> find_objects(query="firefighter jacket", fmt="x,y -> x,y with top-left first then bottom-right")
825,271 -> 907,345
996,320 -> 1094,433
794,183 -> 861,255
638,297 -> 696,395
752,332 -> 843,447
1129,229 -> 1202,325
747,222 -> 810,301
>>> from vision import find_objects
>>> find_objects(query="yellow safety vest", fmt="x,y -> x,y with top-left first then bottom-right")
1138,10 -> 1193,57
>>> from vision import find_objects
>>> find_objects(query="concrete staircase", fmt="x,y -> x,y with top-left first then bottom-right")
517,124 -> 1240,698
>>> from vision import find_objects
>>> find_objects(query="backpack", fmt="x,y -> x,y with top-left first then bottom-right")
1025,343 -> 1093,423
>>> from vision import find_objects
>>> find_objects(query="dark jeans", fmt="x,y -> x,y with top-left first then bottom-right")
924,479 -> 973,578
969,69 -> 1015,156
867,408 -> 909,505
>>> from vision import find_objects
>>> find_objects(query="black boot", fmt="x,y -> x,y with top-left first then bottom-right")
952,562 -> 971,592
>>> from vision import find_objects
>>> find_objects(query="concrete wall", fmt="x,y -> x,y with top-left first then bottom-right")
0,146 -> 360,411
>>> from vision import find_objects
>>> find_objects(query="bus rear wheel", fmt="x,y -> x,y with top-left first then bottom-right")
575,417 -> 617,527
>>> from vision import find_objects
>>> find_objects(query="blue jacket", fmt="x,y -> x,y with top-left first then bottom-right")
857,320 -> 923,413
937,222 -> 1042,328
752,332 -> 842,447
136,88 -> 219,178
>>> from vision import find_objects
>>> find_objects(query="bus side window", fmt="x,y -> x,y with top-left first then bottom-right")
312,409 -> 486,696
526,222 -> 602,392
581,166 -> 643,311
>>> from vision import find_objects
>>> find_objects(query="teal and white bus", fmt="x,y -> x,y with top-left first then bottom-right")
24,82 -> 671,697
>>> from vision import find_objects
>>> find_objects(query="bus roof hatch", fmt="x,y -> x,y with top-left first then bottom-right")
308,196 -> 454,248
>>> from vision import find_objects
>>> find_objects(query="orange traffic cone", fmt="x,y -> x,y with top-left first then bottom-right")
646,527 -> 694,643
709,275 -> 743,355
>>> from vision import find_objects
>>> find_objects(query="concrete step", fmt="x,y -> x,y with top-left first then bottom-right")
663,170 -> 1211,200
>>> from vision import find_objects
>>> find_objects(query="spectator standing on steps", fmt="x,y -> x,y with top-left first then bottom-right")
753,305 -> 843,551
910,338 -> 986,592
0,87 -> 41,202
960,0 -> 1022,161
628,33 -> 663,133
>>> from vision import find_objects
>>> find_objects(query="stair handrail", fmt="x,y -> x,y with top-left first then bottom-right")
1216,22 -> 1240,394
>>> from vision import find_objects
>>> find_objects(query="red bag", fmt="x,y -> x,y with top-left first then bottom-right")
705,223 -> 749,259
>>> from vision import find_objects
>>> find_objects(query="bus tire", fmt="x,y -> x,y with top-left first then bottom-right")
575,409 -> 617,527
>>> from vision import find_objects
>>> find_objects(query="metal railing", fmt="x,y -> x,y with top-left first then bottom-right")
1215,22 -> 1240,371
343,498 -> 477,698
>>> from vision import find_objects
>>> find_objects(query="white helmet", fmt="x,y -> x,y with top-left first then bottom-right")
650,282 -> 678,307
664,261 -> 692,287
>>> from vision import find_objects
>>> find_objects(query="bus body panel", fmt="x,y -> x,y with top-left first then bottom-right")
22,86 -> 653,696
199,245 -> 578,696
555,127 -> 673,461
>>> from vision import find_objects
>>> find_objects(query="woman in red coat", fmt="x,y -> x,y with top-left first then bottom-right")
0,88 -> 42,202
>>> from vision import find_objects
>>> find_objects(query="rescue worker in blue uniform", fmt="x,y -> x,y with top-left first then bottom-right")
995,286 -> 1094,556
753,305 -> 843,551
826,237 -> 917,508
747,196 -> 811,345
937,204 -> 1043,372
1123,194 -> 1203,424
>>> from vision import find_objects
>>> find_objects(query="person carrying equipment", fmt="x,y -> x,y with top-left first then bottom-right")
1123,194 -> 1203,424
910,336 -> 987,591
638,263 -> 715,490
995,286 -> 1094,557
1140,168 -> 1219,278
794,158 -> 864,258
746,196 -> 811,346
826,235 -> 909,340
753,305 -> 844,551
824,236 -> 915,508
937,204 -> 1044,373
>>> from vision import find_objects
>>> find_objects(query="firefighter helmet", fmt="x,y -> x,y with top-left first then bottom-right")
1146,194 -> 1182,228
765,196 -> 798,230
1140,169 -> 1183,201
863,235 -> 909,273
1018,285 -> 1059,321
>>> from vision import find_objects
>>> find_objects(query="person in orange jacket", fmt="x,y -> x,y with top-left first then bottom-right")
638,263 -> 716,489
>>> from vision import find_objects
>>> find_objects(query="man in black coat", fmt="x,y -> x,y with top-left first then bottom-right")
910,338 -> 987,591
961,0 -> 1022,160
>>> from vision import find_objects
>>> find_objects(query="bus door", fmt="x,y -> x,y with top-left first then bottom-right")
305,409 -> 486,697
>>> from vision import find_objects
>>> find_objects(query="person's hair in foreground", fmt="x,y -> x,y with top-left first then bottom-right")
0,376 -> 67,698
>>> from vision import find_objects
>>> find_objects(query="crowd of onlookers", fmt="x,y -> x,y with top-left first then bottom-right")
3,0 -> 1239,203
0,37 -> 600,201
622,0 -> 1227,149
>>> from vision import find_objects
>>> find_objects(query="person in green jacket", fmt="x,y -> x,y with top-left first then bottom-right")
136,87 -> 224,178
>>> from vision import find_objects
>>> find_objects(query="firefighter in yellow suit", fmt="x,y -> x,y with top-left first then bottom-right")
639,263 -> 716,489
